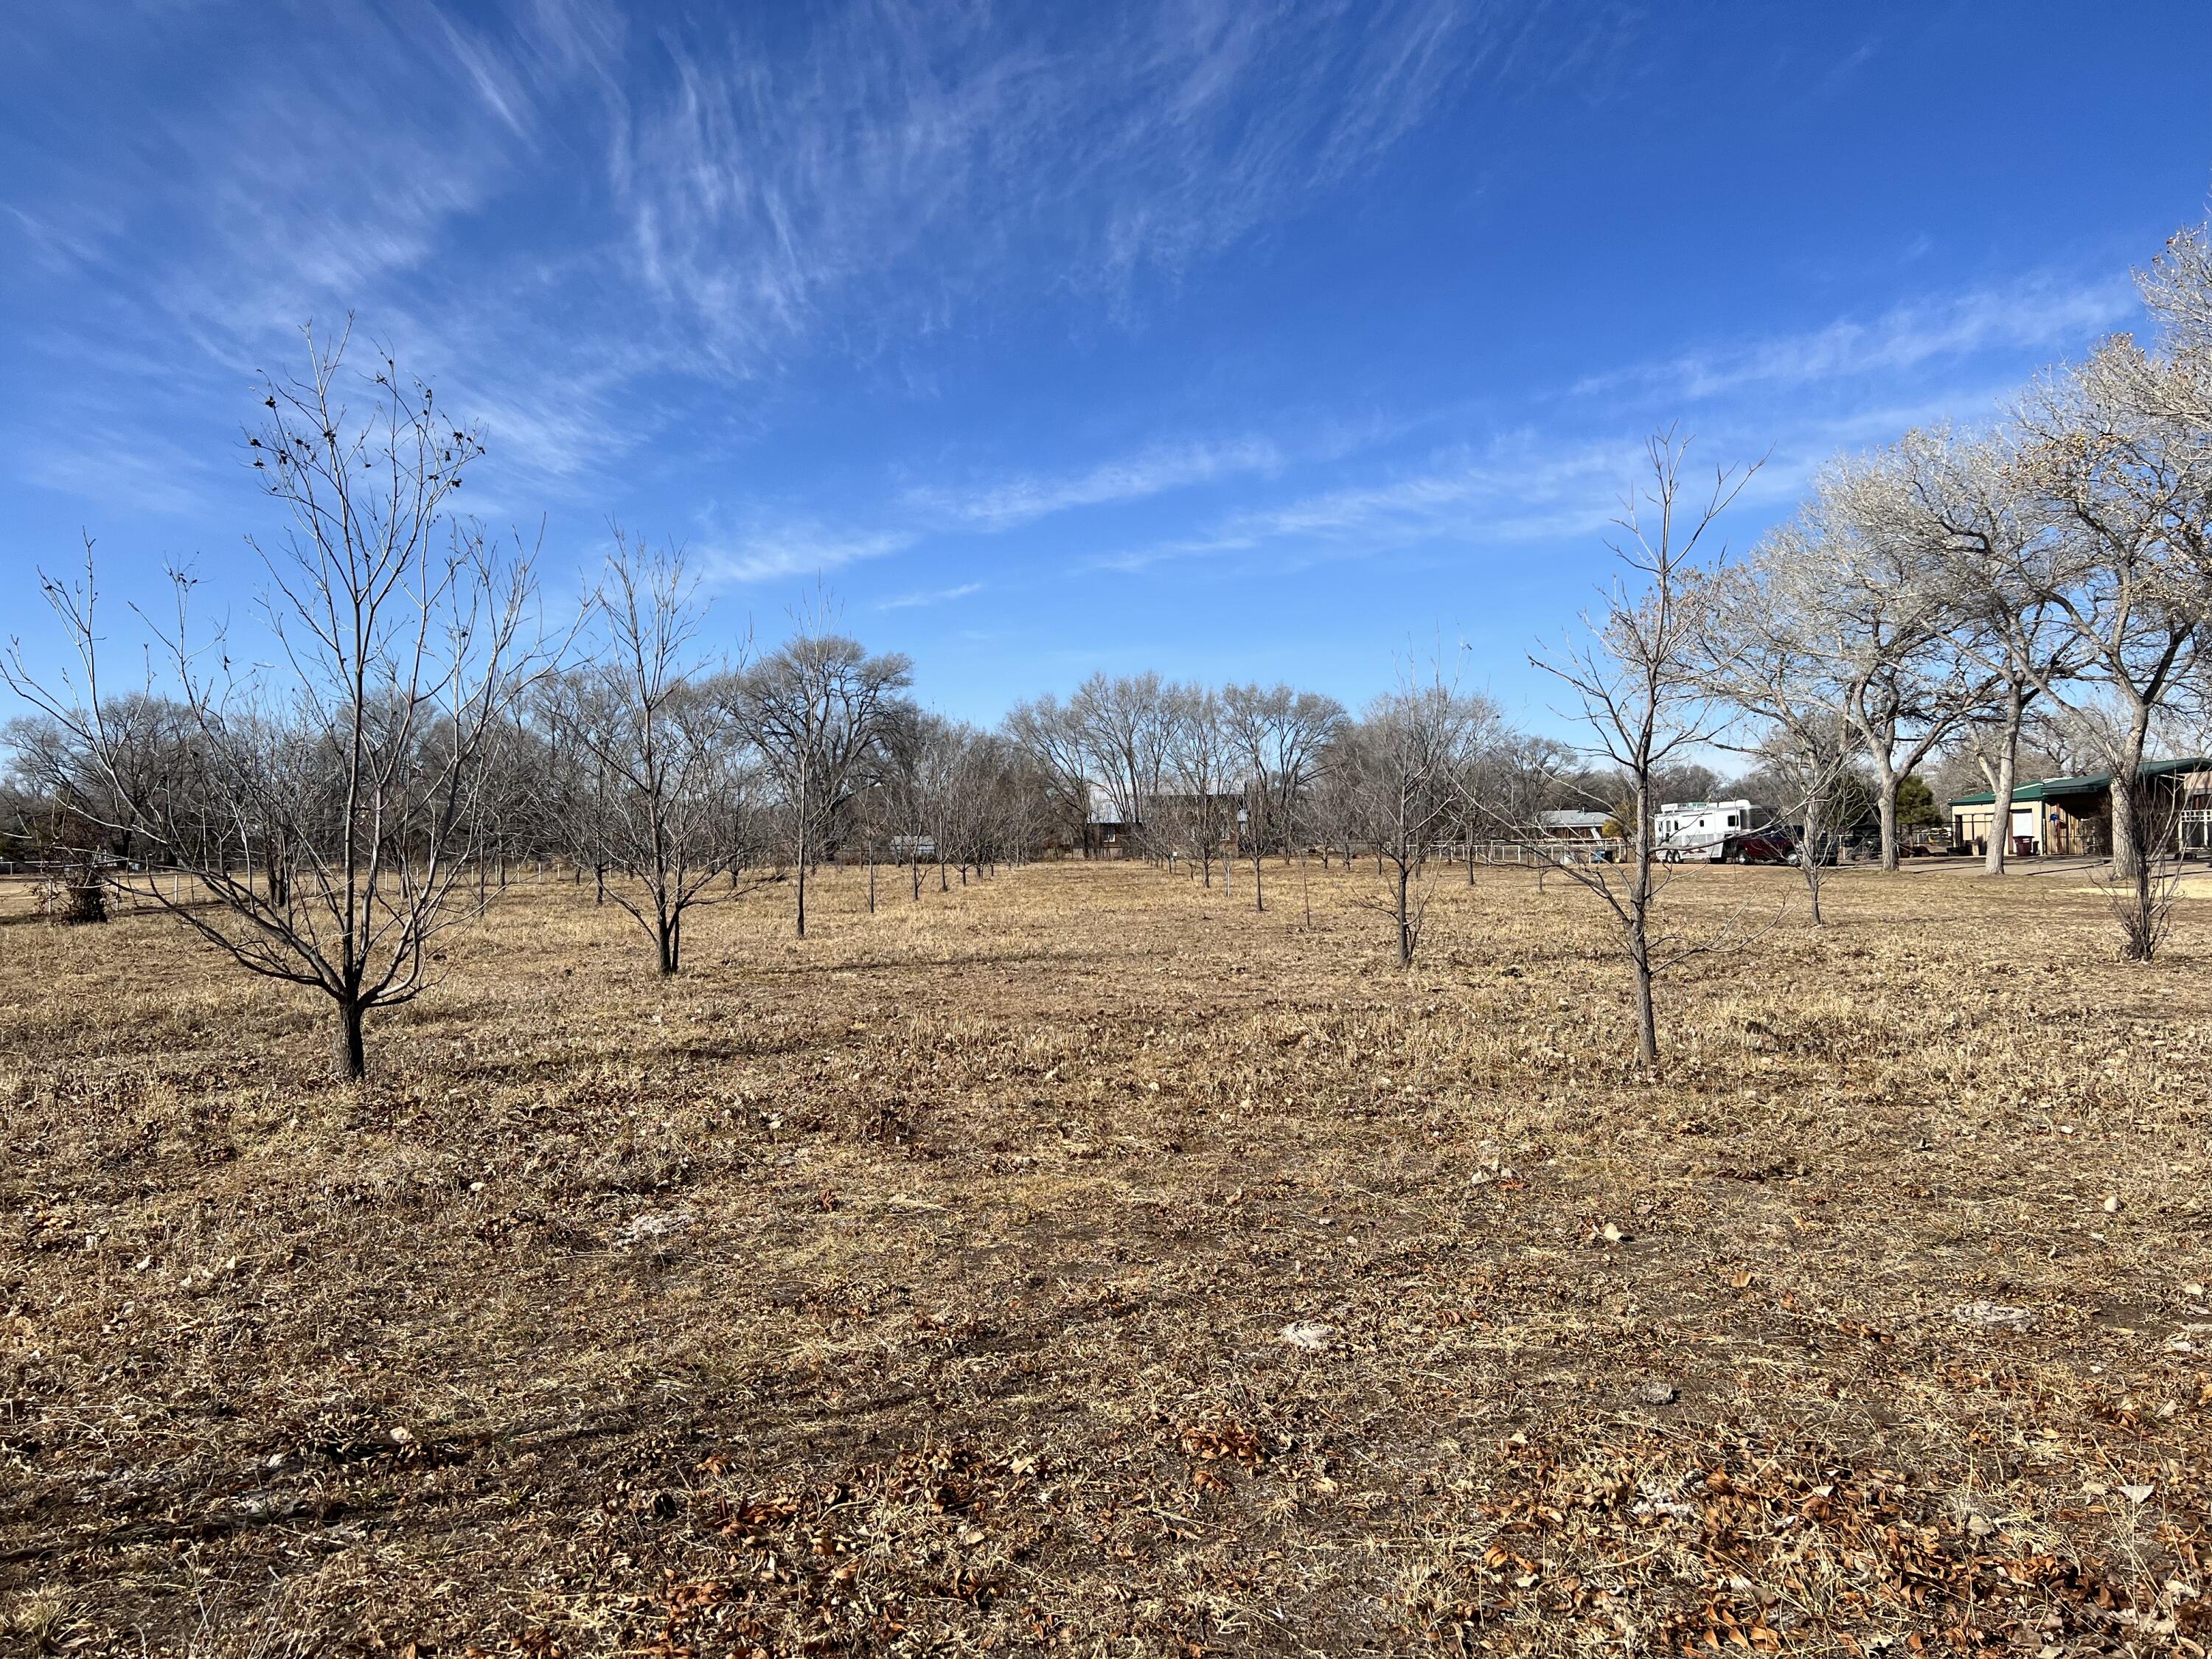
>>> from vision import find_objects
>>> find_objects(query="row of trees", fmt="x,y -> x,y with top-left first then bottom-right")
1700,220 -> 2212,889
0,330 -> 1061,1077
13,211 -> 2212,1075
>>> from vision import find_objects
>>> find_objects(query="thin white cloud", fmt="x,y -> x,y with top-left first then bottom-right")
903,437 -> 1283,530
610,1 -> 1555,366
23,428 -> 217,518
877,581 -> 984,611
1576,275 -> 2137,403
695,520 -> 915,585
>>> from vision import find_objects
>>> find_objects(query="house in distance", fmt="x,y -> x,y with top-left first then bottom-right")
1949,757 -> 2212,858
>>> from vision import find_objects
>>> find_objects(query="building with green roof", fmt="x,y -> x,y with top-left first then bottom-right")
1949,757 -> 2212,858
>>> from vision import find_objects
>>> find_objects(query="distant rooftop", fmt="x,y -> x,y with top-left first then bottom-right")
1949,756 -> 2212,809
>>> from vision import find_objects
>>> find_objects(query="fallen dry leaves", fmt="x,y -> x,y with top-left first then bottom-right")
0,857 -> 2206,1655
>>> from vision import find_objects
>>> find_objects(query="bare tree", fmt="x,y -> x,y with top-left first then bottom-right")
1162,683 -> 1236,887
1886,427 -> 2077,874
559,533 -> 759,974
2014,341 -> 2212,879
1531,431 -> 1759,1064
2,325 -> 547,1079
1756,450 -> 1976,870
1757,718 -> 1858,924
1004,693 -> 1099,858
2104,774 -> 2185,961
1222,682 -> 1345,909
1697,563 -> 1860,924
1332,664 -> 1492,967
737,617 -> 913,936
1074,672 -> 1170,862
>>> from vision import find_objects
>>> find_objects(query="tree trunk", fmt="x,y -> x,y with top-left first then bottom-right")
2110,710 -> 2152,881
1630,947 -> 1657,1065
868,845 -> 877,914
1394,860 -> 1413,967
334,998 -> 367,1081
1985,691 -> 2020,877
1874,775 -> 1899,872
796,858 -> 808,939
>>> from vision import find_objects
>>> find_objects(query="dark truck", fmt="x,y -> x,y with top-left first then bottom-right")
1718,825 -> 1799,864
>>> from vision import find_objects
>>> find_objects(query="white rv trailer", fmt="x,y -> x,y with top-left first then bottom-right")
1653,799 -> 1761,862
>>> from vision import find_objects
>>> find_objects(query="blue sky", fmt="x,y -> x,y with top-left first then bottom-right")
5,1 -> 2211,731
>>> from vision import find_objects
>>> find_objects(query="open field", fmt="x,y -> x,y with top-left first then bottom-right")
0,858 -> 2208,1655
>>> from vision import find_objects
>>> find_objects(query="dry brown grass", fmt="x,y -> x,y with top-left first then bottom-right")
0,856 -> 2208,1656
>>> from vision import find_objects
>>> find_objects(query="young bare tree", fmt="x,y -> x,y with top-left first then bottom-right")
1,325 -> 547,1079
1222,682 -> 1344,910
559,533 -> 759,974
1163,683 -> 1235,888
1332,664 -> 1492,967
1697,565 -> 1860,923
2105,773 -> 2185,961
1757,717 -> 1859,924
1531,431 -> 1759,1064
736,619 -> 913,936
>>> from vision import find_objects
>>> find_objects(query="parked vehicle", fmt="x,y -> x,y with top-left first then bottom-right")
1654,799 -> 1766,862
1719,827 -> 1797,864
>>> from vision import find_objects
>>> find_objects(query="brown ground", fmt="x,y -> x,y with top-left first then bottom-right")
0,856 -> 2208,1657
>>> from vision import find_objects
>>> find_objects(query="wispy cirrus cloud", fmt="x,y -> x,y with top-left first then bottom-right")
1574,274 -> 2137,403
5,0 -> 1556,514
902,437 -> 1284,530
877,581 -> 984,611
611,0 -> 1565,364
1085,439 -> 1634,571
694,518 -> 916,586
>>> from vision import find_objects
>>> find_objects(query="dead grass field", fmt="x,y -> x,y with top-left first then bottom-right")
0,857 -> 2208,1657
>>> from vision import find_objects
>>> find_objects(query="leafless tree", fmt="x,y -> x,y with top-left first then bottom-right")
734,614 -> 912,938
1074,672 -> 1171,862
1758,717 -> 1858,924
1697,563 -> 1861,923
1754,451 -> 1976,870
1531,431 -> 1760,1064
1162,683 -> 1236,888
2014,340 -> 2212,879
1222,682 -> 1344,909
1332,664 -> 1492,967
1,325 -> 549,1079
558,532 -> 760,974
1885,426 -> 2077,874
2104,775 -> 2184,961
1004,693 -> 1099,858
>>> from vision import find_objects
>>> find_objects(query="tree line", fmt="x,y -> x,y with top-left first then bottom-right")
10,213 -> 2212,1075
